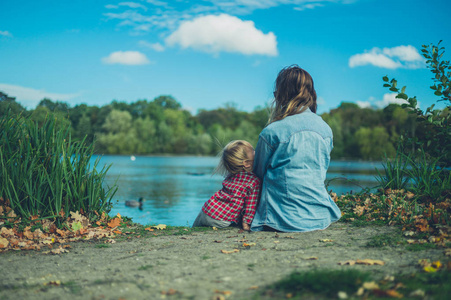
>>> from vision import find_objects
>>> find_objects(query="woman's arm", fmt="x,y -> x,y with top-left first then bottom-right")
253,135 -> 274,179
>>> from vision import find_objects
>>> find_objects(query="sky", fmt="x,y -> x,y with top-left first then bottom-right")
0,0 -> 450,114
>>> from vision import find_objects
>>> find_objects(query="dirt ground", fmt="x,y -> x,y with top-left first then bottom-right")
0,222 -> 447,300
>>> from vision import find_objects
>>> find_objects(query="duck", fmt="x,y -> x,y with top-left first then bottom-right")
125,197 -> 144,208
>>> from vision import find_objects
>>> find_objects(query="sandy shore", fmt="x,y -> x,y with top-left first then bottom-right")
0,222 -> 446,300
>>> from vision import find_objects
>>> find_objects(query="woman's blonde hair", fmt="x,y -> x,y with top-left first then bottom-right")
215,140 -> 254,176
269,65 -> 317,124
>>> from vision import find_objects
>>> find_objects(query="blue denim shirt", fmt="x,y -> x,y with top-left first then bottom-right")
251,109 -> 341,232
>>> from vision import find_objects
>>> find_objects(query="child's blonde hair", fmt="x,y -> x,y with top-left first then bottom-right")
215,140 -> 254,176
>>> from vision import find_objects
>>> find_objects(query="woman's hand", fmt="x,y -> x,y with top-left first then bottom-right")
242,222 -> 250,231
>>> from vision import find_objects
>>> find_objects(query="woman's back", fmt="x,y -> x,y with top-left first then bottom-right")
251,109 -> 341,232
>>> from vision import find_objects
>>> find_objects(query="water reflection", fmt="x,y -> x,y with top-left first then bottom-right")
94,155 -> 383,226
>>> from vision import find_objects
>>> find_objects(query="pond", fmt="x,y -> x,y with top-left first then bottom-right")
93,155 -> 383,226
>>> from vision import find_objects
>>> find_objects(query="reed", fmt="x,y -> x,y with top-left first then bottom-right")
0,111 -> 117,225
375,150 -> 410,191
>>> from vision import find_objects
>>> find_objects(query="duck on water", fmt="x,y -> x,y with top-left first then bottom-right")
125,197 -> 144,209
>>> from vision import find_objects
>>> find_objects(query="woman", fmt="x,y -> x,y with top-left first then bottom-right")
251,65 -> 341,232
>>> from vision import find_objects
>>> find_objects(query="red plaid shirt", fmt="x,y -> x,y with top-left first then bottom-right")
202,171 -> 261,224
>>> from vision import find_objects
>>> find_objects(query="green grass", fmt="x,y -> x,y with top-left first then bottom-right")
256,269 -> 451,299
259,269 -> 371,299
365,233 -> 404,248
406,243 -> 437,251
0,110 -> 117,226
95,244 -> 111,248
138,265 -> 154,271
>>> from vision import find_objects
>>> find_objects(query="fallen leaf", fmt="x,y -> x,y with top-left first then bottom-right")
213,240 -> 222,243
248,286 -> 258,290
152,224 -> 167,230
113,230 -> 122,234
105,239 -> 116,244
144,227 -> 154,231
274,241 -> 280,244
107,218 -> 121,228
221,249 -> 239,254
362,282 -> 379,290
44,280 -> 61,286
338,260 -> 356,266
384,289 -> 403,298
0,237 -> 9,248
338,291 -> 348,299
409,289 -> 425,297
212,226 -> 218,230
319,239 -> 334,242
161,288 -> 177,295
214,290 -> 232,295
444,249 -> 451,256
304,256 -> 318,260
243,242 -> 256,247
356,259 -> 385,265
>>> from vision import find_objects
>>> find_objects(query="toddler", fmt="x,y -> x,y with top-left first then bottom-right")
192,140 -> 261,230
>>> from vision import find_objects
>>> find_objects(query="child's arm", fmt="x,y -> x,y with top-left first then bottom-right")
241,180 -> 261,229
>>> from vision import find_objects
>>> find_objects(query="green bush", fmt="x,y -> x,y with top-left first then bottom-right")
0,111 -> 117,225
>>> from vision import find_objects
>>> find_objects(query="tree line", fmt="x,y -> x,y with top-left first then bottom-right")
0,91 -> 418,160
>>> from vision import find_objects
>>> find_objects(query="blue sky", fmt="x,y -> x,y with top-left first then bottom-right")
0,0 -> 450,114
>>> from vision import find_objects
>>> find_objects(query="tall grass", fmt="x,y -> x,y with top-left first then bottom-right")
375,150 -> 410,190
0,111 -> 117,225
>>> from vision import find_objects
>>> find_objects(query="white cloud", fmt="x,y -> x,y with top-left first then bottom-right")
356,93 -> 411,109
105,4 -> 118,9
0,30 -> 12,37
102,51 -> 151,65
349,45 -> 425,69
165,14 -> 278,56
0,83 -> 80,108
139,40 -> 165,51
119,2 -> 148,11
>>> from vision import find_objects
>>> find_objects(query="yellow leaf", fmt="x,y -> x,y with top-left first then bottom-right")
212,226 -> 218,230
362,281 -> 379,290
423,266 -> 438,273
152,224 -> 167,230
338,260 -> 356,266
319,239 -> 334,242
243,242 -> 256,247
432,261 -> 442,269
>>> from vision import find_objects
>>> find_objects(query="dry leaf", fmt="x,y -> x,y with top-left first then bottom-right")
362,282 -> 379,290
304,256 -> 318,260
221,249 -> 239,254
356,259 -> 385,265
113,230 -> 122,234
384,289 -> 403,298
152,224 -> 167,230
248,286 -> 258,290
444,249 -> 451,256
144,227 -> 154,231
161,288 -> 177,295
319,239 -> 334,242
338,260 -> 356,266
214,290 -> 232,296
243,242 -> 256,247
107,218 -> 121,228
105,239 -> 116,244
0,237 -> 9,248
274,241 -> 280,244
212,226 -> 218,230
